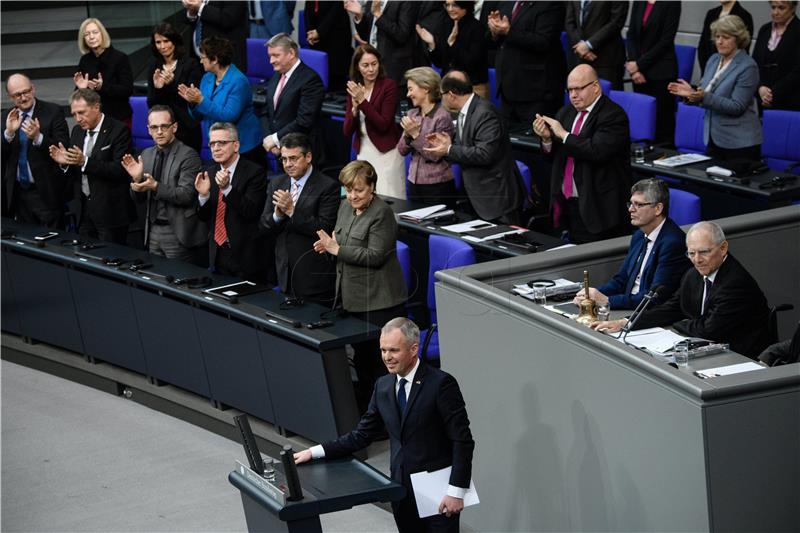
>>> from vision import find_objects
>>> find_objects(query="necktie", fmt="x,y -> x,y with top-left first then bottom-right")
147,149 -> 166,224
273,74 -> 287,109
701,278 -> 713,315
397,378 -> 408,413
580,0 -> 591,26
214,188 -> 228,246
457,112 -> 465,142
81,130 -> 96,197
511,1 -> 524,23
370,0 -> 381,46
17,112 -> 31,189
290,179 -> 301,205
562,110 -> 587,198
627,237 -> 649,295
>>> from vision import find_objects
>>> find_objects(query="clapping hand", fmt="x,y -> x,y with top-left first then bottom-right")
130,173 -> 158,192
400,115 -> 422,139
313,229 -> 339,256
534,115 -> 566,141
447,19 -> 459,47
194,170 -> 211,196
272,188 -> 294,217
487,10 -> 510,37
49,143 -> 84,166
415,24 -> 435,49
121,153 -> 145,182
152,68 -> 175,89
422,131 -> 451,158
177,83 -> 203,104
5,108 -> 22,135
346,80 -> 366,108
214,167 -> 231,190
20,116 -> 41,141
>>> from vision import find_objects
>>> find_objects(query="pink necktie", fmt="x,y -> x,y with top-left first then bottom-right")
273,74 -> 287,108
562,111 -> 587,198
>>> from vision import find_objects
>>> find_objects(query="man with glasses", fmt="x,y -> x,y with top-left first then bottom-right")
2,73 -> 70,226
533,64 -> 630,243
259,132 -> 338,304
195,122 -> 267,281
593,221 -> 772,359
574,179 -> 690,310
122,105 -> 206,262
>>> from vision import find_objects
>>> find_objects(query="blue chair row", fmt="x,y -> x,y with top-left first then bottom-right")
246,38 -> 330,91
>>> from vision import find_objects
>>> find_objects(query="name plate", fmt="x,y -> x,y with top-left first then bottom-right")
236,460 -> 287,506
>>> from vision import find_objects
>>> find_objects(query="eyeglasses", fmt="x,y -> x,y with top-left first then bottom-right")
566,80 -> 597,94
626,201 -> 655,210
9,87 -> 33,99
685,245 -> 720,259
147,123 -> 174,132
208,140 -> 235,148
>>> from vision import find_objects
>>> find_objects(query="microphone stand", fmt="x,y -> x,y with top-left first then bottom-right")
620,288 -> 659,345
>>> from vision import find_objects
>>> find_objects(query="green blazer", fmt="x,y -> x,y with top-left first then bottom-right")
334,195 -> 406,312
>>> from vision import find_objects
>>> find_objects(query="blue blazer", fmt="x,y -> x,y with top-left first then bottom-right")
700,51 -> 763,149
599,217 -> 690,310
191,64 -> 263,153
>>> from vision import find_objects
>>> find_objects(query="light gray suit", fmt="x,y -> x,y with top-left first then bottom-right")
700,51 -> 763,150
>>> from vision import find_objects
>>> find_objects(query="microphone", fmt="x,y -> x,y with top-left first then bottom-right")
621,285 -> 665,345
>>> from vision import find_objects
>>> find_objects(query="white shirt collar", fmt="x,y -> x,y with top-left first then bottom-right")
397,356 -> 420,384
284,58 -> 302,81
222,154 -> 240,179
706,255 -> 727,283
458,93 -> 475,118
292,165 -> 313,189
644,218 -> 666,242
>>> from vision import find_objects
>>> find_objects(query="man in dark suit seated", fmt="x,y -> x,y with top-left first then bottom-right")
195,122 -> 267,281
533,64 -> 630,243
294,317 -> 475,533
3,73 -> 70,227
593,221 -> 772,359
260,33 -> 325,162
259,132 -> 338,304
49,88 -> 135,245
424,70 -> 523,224
574,179 -> 690,310
122,105 -> 206,263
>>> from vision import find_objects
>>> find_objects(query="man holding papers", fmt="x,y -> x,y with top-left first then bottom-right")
294,317 -> 475,532
592,221 -> 771,358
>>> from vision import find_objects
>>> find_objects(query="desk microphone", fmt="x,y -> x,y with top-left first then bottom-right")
621,285 -> 665,345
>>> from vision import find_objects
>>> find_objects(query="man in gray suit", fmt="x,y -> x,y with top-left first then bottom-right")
122,105 -> 207,262
424,70 -> 523,224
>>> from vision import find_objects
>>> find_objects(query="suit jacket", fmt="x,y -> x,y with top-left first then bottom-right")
257,1 -> 294,36
697,2 -> 753,74
260,168 -> 339,301
2,99 -> 70,214
262,62 -> 325,155
699,52 -> 762,150
304,1 -> 351,91
343,77 -> 401,154
134,140 -> 207,248
492,1 -> 566,103
752,16 -> 800,111
430,14 -> 489,84
77,46 -> 134,121
599,217 -> 690,310
564,0 -> 628,88
68,115 -> 136,228
446,95 -> 523,221
634,253 -> 772,359
197,157 -> 267,278
626,1 -> 680,81
333,195 -> 406,312
323,363 -> 475,496
147,56 -> 204,152
548,94 -> 631,234
355,2 -> 421,84
188,0 -> 249,72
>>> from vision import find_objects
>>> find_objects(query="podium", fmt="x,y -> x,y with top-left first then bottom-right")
228,457 -> 405,533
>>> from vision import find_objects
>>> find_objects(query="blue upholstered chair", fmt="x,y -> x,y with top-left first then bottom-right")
200,125 -> 211,161
298,48 -> 329,91
297,10 -> 308,48
516,160 -> 532,210
761,109 -> 800,173
130,96 -> 154,151
487,68 -> 500,108
396,240 -> 412,296
608,90 -> 657,142
245,38 -> 274,85
674,103 -> 706,154
675,44 -> 696,84
668,188 -> 701,226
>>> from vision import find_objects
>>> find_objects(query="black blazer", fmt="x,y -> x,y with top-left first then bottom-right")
752,16 -> 800,111
262,62 -> 325,155
68,115 -> 136,227
187,0 -> 249,72
323,363 -> 475,496
548,95 -> 631,234
492,1 -> 566,102
197,157 -> 267,278
626,1 -> 681,81
564,0 -> 628,87
697,2 -> 753,74
635,254 -> 772,359
2,99 -> 70,214
356,2 -> 421,84
77,46 -> 134,121
146,56 -> 204,152
259,168 -> 339,302
303,1 -> 351,92
430,14 -> 489,84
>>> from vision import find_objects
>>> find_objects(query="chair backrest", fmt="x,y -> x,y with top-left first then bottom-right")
674,102 -> 706,154
396,240 -> 413,296
516,160 -> 532,210
668,188 -> 701,226
246,38 -> 273,85
297,10 -> 308,48
427,235 -> 476,321
298,48 -> 329,91
675,44 -> 696,83
200,125 -> 211,161
608,89 -> 657,142
129,96 -> 154,150
761,109 -> 800,172
487,68 -> 500,108
451,163 -> 463,192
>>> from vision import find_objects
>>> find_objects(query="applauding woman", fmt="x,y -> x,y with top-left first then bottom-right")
343,45 -> 406,199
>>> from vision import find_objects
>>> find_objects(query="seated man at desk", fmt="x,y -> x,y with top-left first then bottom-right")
592,221 -> 772,359
574,179 -> 690,310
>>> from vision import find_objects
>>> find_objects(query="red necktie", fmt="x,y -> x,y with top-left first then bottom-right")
562,111 -> 587,198
213,189 -> 228,246
643,2 -> 654,26
273,73 -> 287,108
511,1 -> 524,22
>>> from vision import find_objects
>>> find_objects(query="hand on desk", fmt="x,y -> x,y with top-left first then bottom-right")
590,318 -> 627,333
293,449 -> 312,464
573,287 -> 608,306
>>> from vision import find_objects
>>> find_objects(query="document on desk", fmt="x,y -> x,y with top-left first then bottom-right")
441,219 -> 494,234
410,467 -> 479,518
694,362 -> 765,379
399,204 -> 448,222
619,327 -> 685,354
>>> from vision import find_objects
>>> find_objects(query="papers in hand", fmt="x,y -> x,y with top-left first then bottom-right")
652,153 -> 711,168
399,204 -> 454,222
409,467 -> 479,518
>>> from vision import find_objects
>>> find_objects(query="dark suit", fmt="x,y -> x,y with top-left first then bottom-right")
492,1 -> 566,122
323,362 -> 475,532
197,156 -> 267,280
634,254 -> 772,359
260,168 -> 339,302
304,1 -> 351,92
446,94 -> 523,222
77,46 -> 134,122
430,14 -> 489,85
355,2 -> 421,85
548,94 -> 631,240
2,99 -> 70,225
598,218 -> 689,310
68,115 -> 136,244
564,0 -> 628,89
147,57 -> 204,152
752,16 -> 800,112
187,0 -> 249,72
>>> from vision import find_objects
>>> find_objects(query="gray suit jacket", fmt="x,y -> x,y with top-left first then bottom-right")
700,51 -> 763,150
334,195 -> 406,313
135,139 -> 207,248
446,95 -> 523,221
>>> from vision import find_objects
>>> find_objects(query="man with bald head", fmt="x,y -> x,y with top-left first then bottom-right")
2,73 -> 69,226
533,64 -> 630,243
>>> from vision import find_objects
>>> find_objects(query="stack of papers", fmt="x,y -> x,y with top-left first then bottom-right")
409,467 -> 479,518
618,327 -> 685,354
441,219 -> 495,234
694,362 -> 765,379
399,204 -> 455,222
653,153 -> 711,168
512,278 -> 583,299
462,225 -> 524,242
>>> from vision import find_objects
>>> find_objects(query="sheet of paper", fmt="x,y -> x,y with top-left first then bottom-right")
441,220 -> 495,234
409,467 -> 479,518
696,362 -> 765,379
398,204 -> 447,220
617,327 -> 685,354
